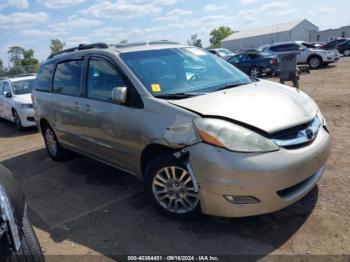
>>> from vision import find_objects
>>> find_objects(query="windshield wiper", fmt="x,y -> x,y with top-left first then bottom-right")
154,92 -> 206,99
216,80 -> 256,92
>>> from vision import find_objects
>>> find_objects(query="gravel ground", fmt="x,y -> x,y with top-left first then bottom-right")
0,57 -> 349,261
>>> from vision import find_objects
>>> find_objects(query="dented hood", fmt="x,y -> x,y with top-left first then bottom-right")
169,80 -> 318,134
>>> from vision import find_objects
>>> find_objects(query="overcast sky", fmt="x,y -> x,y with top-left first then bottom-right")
1,0 -> 349,65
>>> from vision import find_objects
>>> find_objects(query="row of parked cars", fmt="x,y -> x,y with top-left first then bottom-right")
208,39 -> 346,77
0,41 -> 330,223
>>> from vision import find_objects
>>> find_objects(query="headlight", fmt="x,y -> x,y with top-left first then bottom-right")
317,110 -> 326,126
21,104 -> 32,109
194,118 -> 279,153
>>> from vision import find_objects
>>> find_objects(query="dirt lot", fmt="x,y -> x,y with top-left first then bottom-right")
0,57 -> 350,261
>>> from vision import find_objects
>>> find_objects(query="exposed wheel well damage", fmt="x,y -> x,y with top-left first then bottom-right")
140,144 -> 176,176
39,118 -> 49,134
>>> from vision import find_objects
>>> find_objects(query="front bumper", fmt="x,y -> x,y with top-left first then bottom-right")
17,108 -> 36,127
189,127 -> 331,217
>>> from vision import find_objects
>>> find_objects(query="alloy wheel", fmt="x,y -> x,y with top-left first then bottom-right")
309,57 -> 321,69
45,128 -> 58,156
152,166 -> 199,214
250,67 -> 260,77
344,49 -> 350,56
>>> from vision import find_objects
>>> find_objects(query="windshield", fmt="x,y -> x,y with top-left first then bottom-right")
11,79 -> 34,95
121,47 -> 252,96
216,48 -> 234,56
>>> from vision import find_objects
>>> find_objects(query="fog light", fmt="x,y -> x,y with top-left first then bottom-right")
224,195 -> 260,204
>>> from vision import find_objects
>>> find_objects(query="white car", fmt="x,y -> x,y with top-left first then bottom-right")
0,75 -> 36,130
261,41 -> 339,69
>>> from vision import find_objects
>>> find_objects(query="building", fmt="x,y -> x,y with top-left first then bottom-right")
309,25 -> 350,42
221,19 -> 318,51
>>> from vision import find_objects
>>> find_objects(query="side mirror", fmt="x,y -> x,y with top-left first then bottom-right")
299,47 -> 306,51
4,91 -> 11,98
112,87 -> 127,104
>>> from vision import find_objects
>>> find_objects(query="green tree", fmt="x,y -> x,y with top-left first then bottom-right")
50,39 -> 65,54
0,58 -> 4,77
188,34 -> 203,48
8,46 -> 24,67
21,49 -> 39,73
209,26 -> 235,48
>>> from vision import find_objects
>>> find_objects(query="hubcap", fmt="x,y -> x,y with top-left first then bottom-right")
45,129 -> 58,156
152,166 -> 199,214
251,67 -> 259,77
310,58 -> 320,68
344,50 -> 350,56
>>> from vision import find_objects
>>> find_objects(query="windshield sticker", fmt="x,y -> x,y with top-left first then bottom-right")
151,84 -> 161,92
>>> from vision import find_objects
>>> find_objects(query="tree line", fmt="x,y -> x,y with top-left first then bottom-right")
0,27 -> 236,77
0,39 -> 65,78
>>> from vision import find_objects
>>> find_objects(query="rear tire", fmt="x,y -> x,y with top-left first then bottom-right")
42,124 -> 70,161
344,49 -> 350,56
144,154 -> 200,219
250,66 -> 262,77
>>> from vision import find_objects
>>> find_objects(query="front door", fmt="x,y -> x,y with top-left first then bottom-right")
70,56 -> 143,171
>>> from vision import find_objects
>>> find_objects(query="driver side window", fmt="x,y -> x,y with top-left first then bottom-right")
3,82 -> 11,95
87,59 -> 126,101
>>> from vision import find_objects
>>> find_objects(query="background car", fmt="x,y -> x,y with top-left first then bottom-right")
262,41 -> 339,69
0,164 -> 44,261
207,48 -> 235,60
0,75 -> 36,130
321,38 -> 348,50
336,40 -> 350,56
227,52 -> 279,77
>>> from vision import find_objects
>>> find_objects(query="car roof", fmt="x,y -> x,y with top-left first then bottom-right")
45,41 -> 189,62
8,76 -> 36,82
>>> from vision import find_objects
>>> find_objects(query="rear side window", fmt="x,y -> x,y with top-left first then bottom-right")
35,63 -> 54,92
53,60 -> 82,96
270,45 -> 286,52
87,59 -> 126,101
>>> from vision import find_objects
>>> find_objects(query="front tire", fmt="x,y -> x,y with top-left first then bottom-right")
144,154 -> 200,219
13,208 -> 44,262
344,49 -> 350,56
42,124 -> 69,161
12,110 -> 23,131
308,56 -> 322,69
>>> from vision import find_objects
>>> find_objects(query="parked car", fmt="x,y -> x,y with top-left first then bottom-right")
336,40 -> 350,56
0,75 -> 36,130
207,48 -> 235,60
0,164 -> 44,261
262,41 -> 339,69
227,52 -> 279,77
32,42 -> 330,219
321,38 -> 348,50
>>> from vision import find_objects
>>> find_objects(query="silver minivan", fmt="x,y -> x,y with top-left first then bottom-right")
32,42 -> 331,218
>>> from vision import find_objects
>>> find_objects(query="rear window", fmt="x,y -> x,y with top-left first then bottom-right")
53,60 -> 82,96
35,63 -> 54,92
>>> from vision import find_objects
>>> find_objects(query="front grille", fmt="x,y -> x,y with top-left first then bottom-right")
271,117 -> 321,148
27,117 -> 35,122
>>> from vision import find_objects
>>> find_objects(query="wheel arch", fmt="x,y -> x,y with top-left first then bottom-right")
307,54 -> 323,63
140,143 -> 177,177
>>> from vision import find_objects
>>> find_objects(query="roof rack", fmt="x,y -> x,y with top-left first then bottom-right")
15,73 -> 37,77
112,40 -> 180,48
48,42 -> 108,59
